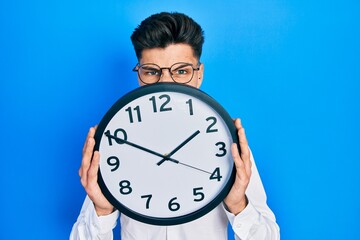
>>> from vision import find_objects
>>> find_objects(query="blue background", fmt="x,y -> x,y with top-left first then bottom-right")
1,1 -> 359,239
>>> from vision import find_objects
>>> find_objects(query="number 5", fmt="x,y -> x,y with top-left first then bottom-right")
193,187 -> 205,202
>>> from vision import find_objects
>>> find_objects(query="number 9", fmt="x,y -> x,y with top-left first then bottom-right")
107,156 -> 120,171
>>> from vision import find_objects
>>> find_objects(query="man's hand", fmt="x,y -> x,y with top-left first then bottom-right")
79,126 -> 115,216
224,118 -> 252,215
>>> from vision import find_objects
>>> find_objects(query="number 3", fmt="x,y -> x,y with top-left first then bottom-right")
215,142 -> 227,157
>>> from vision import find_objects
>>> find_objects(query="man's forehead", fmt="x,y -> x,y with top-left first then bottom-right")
139,44 -> 198,65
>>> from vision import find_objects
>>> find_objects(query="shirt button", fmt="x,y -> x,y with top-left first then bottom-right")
236,223 -> 242,228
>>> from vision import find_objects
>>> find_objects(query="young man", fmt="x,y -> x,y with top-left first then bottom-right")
70,12 -> 280,239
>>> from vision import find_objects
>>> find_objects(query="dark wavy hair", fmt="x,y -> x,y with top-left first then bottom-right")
131,12 -> 205,60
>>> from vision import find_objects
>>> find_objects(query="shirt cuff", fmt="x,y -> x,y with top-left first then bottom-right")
97,210 -> 120,234
86,201 -> 120,235
222,201 -> 260,239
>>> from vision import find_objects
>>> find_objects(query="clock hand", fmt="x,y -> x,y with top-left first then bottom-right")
177,162 -> 212,175
105,132 -> 211,175
157,130 -> 200,166
105,132 -> 179,164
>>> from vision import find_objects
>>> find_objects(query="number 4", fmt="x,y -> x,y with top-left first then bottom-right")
209,167 -> 222,181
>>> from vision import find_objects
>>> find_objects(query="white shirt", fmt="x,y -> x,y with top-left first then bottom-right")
70,151 -> 280,240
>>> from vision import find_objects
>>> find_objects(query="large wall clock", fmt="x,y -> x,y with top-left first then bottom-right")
94,83 -> 237,225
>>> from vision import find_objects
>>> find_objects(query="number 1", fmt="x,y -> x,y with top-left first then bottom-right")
186,99 -> 194,115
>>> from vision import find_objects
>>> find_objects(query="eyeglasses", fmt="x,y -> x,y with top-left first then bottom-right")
132,62 -> 200,84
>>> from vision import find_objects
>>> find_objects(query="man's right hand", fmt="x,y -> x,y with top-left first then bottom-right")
79,126 -> 115,216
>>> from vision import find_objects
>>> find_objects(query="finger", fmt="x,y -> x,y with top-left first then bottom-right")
88,151 -> 100,180
231,143 -> 250,186
82,128 -> 91,154
82,127 -> 96,154
231,143 -> 243,169
80,137 -> 95,186
81,127 -> 97,169
235,119 -> 248,147
235,119 -> 250,157
235,118 -> 252,174
85,151 -> 100,195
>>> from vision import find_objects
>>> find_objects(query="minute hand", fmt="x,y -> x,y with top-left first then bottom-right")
104,132 -> 179,164
104,132 -> 211,175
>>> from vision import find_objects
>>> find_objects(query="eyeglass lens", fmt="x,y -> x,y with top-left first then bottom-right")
138,63 -> 196,84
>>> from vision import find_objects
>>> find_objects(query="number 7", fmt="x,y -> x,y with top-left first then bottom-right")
141,194 -> 152,209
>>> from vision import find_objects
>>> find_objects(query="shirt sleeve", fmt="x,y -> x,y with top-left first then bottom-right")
223,149 -> 280,240
69,195 -> 119,240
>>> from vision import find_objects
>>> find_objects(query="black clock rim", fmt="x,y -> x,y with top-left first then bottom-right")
94,82 -> 238,226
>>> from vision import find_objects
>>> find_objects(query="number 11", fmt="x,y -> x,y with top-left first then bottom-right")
125,105 -> 142,123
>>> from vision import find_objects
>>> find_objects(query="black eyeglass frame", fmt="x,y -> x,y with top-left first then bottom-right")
132,62 -> 200,85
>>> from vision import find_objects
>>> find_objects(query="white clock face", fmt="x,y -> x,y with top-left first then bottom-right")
95,83 -> 236,225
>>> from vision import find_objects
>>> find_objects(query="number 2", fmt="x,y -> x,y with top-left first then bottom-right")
206,117 -> 218,133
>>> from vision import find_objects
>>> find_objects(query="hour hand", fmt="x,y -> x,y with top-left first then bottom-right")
157,130 -> 200,166
104,132 -> 179,164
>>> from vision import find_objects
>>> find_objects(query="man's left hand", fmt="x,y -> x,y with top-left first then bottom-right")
224,118 -> 252,215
